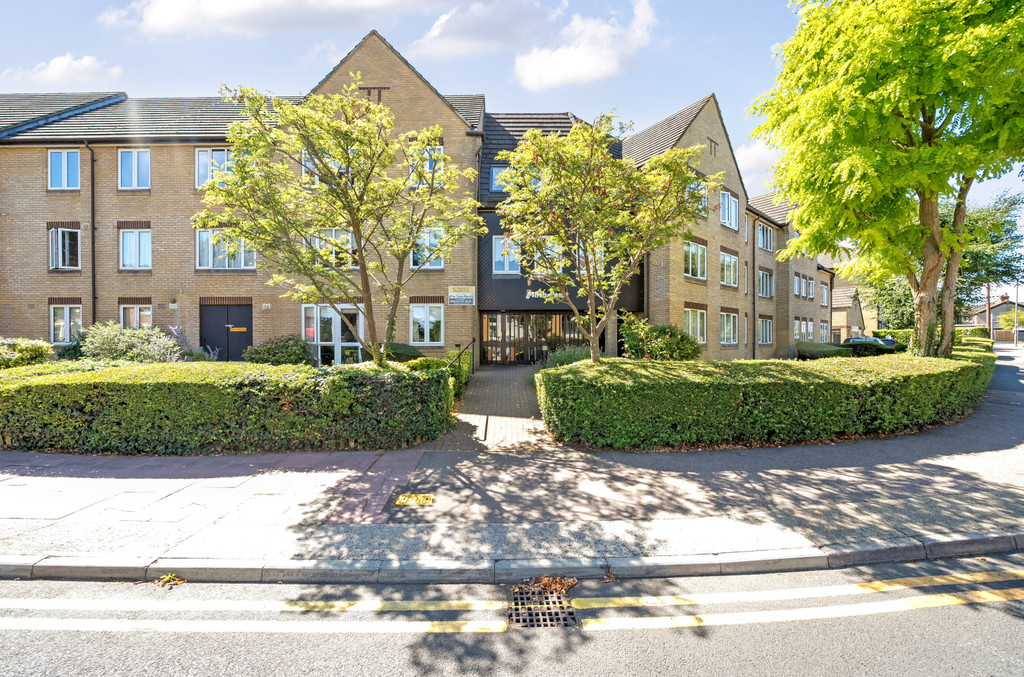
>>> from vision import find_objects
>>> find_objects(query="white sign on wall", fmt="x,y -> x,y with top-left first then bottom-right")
448,286 -> 476,306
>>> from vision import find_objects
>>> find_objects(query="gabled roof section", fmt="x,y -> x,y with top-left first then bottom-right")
309,30 -> 480,132
0,92 -> 125,139
749,193 -> 796,226
622,96 -> 711,167
443,95 -> 485,131
832,286 -> 859,309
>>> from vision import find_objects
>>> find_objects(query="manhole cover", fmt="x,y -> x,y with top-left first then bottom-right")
507,588 -> 577,628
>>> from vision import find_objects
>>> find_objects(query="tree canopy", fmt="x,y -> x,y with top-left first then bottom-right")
753,0 -> 1024,356
496,114 -> 712,363
195,82 -> 482,364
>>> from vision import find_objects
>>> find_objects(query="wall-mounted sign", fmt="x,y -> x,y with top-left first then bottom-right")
448,286 -> 476,306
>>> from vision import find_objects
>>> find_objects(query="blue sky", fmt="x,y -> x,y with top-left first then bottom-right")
2,0 -> 1022,287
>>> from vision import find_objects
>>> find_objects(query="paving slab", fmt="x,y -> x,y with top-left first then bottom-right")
32,555 -> 154,581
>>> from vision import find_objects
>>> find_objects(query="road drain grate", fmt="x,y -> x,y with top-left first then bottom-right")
507,589 -> 578,628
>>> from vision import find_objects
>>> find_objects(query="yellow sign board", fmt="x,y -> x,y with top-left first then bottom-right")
229,327 -> 248,333
395,493 -> 435,506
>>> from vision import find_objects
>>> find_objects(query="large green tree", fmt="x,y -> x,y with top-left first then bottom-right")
753,0 -> 1024,356
196,82 -> 482,364
496,114 -> 712,363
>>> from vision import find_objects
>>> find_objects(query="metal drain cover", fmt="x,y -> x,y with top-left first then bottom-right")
507,588 -> 577,628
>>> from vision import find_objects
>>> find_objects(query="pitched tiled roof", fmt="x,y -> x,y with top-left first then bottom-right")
0,92 -> 125,139
749,193 -> 795,225
622,96 -> 711,167
832,286 -> 858,309
443,95 -> 485,132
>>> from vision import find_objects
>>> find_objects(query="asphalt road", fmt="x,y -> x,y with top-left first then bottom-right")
1,553 -> 1022,676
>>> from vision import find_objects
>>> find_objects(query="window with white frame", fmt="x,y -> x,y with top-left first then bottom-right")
720,252 -> 738,287
312,228 -> 356,269
118,148 -> 150,189
821,286 -> 829,306
492,235 -> 520,274
744,263 -> 749,293
196,148 -> 233,188
49,227 -> 80,270
758,270 -> 774,298
801,277 -> 808,297
490,165 -> 510,192
412,227 -> 444,269
411,145 -> 443,186
684,241 -> 707,279
808,321 -> 815,341
758,222 -> 774,251
758,317 -> 773,344
808,279 -> 815,299
794,319 -> 801,341
50,305 -> 82,344
744,214 -> 749,242
410,304 -> 444,346
719,191 -> 739,230
120,230 -> 152,269
802,320 -> 809,341
721,312 -> 738,345
48,150 -> 79,190
302,304 -> 363,365
794,274 -> 801,297
196,229 -> 255,269
683,308 -> 706,344
820,321 -> 829,341
121,305 -> 152,329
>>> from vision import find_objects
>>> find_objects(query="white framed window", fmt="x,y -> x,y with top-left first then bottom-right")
196,229 -> 255,270
820,321 -> 829,341
758,318 -> 773,345
50,305 -> 82,344
808,280 -> 815,299
683,308 -> 706,344
821,286 -> 829,306
758,223 -> 774,252
720,252 -> 739,287
744,263 -> 749,294
48,150 -> 79,190
690,183 -> 708,215
312,228 -> 357,269
744,214 -> 749,242
120,230 -> 152,269
758,270 -> 774,298
118,148 -> 150,189
490,165 -> 510,192
302,304 -> 363,366
196,148 -> 233,188
49,228 -> 80,270
808,321 -> 814,342
411,145 -> 443,187
719,191 -> 739,230
684,241 -> 707,279
121,305 -> 153,329
744,315 -> 748,345
794,274 -> 801,297
492,235 -> 520,274
801,277 -> 808,297
721,312 -> 738,345
410,304 -> 444,346
412,228 -> 444,269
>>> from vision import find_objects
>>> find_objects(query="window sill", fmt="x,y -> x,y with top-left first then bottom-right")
118,188 -> 151,194
119,268 -> 153,274
720,343 -> 740,349
48,268 -> 82,274
721,283 -> 739,289
46,188 -> 81,194
195,268 -> 257,274
684,276 -> 708,284
492,272 -> 521,278
413,266 -> 445,272
411,343 -> 444,348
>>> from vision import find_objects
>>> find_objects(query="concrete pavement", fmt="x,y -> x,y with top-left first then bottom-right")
1,345 -> 1022,583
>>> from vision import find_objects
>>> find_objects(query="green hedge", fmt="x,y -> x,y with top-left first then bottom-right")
536,339 -> 995,449
444,348 -> 473,399
0,338 -> 53,369
0,361 -> 453,454
243,335 -> 315,366
871,326 -> 990,345
795,342 -> 852,360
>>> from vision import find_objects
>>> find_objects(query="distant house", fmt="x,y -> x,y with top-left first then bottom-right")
831,286 -> 865,342
971,295 -> 1024,331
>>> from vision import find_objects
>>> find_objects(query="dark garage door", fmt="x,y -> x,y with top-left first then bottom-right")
200,304 -> 253,362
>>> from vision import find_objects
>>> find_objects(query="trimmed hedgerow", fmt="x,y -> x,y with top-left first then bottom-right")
0,338 -> 53,369
795,342 -> 852,360
0,361 -> 453,454
243,335 -> 315,366
536,339 -> 995,449
444,348 -> 473,399
872,326 -> 991,346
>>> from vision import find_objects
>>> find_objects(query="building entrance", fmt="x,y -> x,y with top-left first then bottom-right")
480,311 -> 599,365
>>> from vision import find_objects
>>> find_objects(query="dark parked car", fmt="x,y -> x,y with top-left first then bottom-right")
842,336 -> 893,346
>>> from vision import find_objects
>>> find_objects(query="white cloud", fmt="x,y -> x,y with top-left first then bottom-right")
409,1 -> 555,59
98,0 -> 440,37
735,139 -> 782,196
513,0 -> 656,92
0,54 -> 123,90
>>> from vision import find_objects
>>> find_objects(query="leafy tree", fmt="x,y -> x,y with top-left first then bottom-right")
196,82 -> 482,364
753,0 -> 1024,356
496,114 -> 713,363
998,309 -> 1022,331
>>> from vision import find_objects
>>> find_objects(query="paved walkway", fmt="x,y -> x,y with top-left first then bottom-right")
1,347 -> 1022,582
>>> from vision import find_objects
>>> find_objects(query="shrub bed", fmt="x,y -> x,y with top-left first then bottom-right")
0,361 -> 453,454
243,335 -> 314,366
536,339 -> 995,449
0,338 -> 53,369
871,326 -> 990,346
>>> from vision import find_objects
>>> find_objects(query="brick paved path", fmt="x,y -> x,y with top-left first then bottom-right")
413,366 -> 567,451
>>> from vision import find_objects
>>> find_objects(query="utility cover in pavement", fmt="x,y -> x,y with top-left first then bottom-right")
395,493 -> 434,506
507,589 -> 578,628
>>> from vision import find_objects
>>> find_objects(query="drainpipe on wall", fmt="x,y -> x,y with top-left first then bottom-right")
84,140 -> 97,325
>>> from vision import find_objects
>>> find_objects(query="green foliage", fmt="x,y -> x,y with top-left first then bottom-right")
540,345 -> 591,370
536,339 -> 995,449
195,80 -> 484,363
998,310 -> 1022,331
243,335 -> 314,366
56,332 -> 85,360
872,326 -> 989,346
384,343 -> 425,363
81,323 -> 182,362
0,362 -> 453,454
753,0 -> 1024,356
0,338 -> 53,369
496,113 -> 715,362
444,348 -> 473,399
795,342 -> 852,360
620,314 -> 702,361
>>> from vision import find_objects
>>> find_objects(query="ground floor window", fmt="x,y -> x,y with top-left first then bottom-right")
302,304 -> 364,366
684,308 -> 706,344
821,322 -> 830,342
50,305 -> 82,343
410,304 -> 444,346
121,305 -> 152,329
720,312 -> 738,345
758,318 -> 773,345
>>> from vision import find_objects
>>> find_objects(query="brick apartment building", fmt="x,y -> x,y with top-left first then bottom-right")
0,31 -> 830,365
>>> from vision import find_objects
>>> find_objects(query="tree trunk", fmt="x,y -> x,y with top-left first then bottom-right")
938,250 -> 963,357
587,293 -> 601,363
912,195 -> 945,356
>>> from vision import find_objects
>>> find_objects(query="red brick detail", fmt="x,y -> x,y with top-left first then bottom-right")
684,301 -> 708,311
200,297 -> 252,305
409,296 -> 444,304
46,221 -> 81,230
118,297 -> 152,305
48,297 -> 82,305
117,221 -> 151,229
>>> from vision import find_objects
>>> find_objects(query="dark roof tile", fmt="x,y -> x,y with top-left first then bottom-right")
622,96 -> 711,167
749,193 -> 796,225
0,92 -> 124,138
